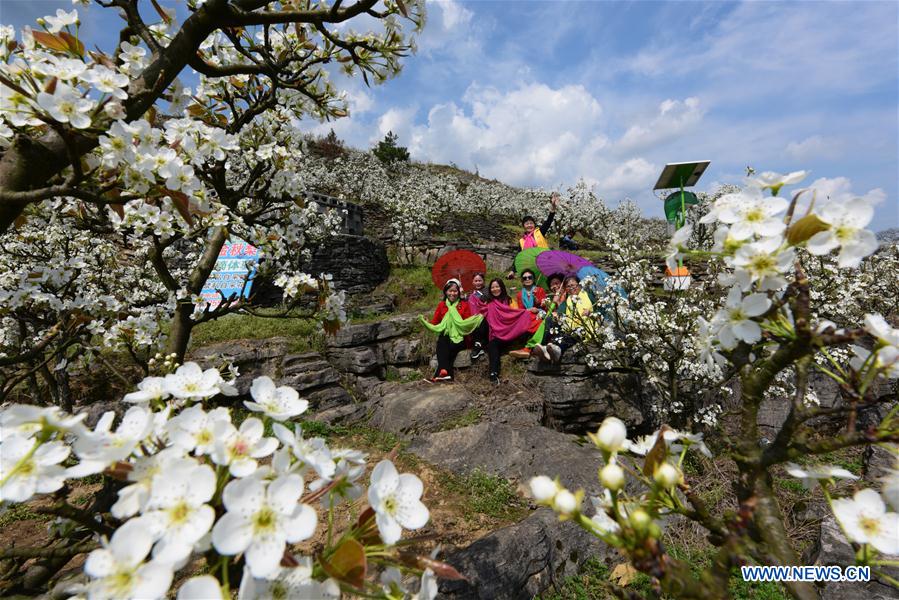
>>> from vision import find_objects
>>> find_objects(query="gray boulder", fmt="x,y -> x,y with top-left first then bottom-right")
409,422 -> 604,496
528,359 -> 650,435
191,339 -> 352,410
440,509 -> 612,600
367,385 -> 478,437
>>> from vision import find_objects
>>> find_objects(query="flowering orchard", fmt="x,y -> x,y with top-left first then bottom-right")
0,0 -> 426,407
531,172 -> 899,599
1,363 -> 453,598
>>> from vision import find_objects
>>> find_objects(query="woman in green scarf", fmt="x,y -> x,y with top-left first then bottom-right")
420,279 -> 484,382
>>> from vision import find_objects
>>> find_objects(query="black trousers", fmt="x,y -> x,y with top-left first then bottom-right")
472,319 -> 489,349
435,334 -> 465,377
486,337 -> 511,375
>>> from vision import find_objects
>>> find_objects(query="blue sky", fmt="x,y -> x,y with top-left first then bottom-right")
2,1 -> 897,227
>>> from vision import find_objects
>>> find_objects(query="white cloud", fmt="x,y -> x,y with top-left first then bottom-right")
616,97 -> 705,154
785,135 -> 842,161
404,82 -> 603,184
375,106 -> 418,144
803,176 -> 886,206
418,0 -> 481,56
431,0 -> 473,30
599,157 -> 657,193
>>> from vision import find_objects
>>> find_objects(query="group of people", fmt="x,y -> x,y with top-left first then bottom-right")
420,194 -> 596,384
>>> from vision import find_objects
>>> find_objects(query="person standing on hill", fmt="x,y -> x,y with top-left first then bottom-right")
506,192 -> 560,279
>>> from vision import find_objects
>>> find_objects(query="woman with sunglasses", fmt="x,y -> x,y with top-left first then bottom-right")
515,269 -> 547,314
508,269 -> 548,359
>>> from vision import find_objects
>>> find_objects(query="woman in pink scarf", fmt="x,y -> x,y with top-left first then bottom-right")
472,278 -> 540,384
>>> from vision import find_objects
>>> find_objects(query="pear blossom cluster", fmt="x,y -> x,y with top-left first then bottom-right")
529,417 -> 707,547
786,458 -> 899,556
0,365 -> 438,598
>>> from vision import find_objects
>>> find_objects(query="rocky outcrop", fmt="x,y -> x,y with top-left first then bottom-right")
325,314 -> 429,378
410,421 -> 604,497
528,356 -> 652,435
440,509 -> 612,600
253,235 -> 389,304
366,384 -> 478,437
191,338 -> 352,411
306,235 -> 390,295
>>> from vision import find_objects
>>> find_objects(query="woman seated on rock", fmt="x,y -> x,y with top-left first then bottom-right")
527,272 -> 566,349
508,269 -> 548,359
467,272 -> 489,361
420,279 -> 483,382
472,278 -> 539,384
516,269 -> 547,314
533,275 -> 593,364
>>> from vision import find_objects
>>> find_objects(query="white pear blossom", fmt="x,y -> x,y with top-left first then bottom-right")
142,460 -> 216,564
529,475 -> 560,503
806,198 -> 879,268
69,406 -> 155,477
177,576 -> 224,600
599,462 -> 625,491
416,569 -> 438,600
83,66 -> 130,100
111,447 -> 187,519
211,417 -> 277,477
0,435 -> 69,502
163,362 -> 237,401
716,190 -> 788,240
123,376 -> 169,404
245,376 -> 309,421
749,170 -> 807,194
832,488 -> 899,555
785,463 -> 859,490
589,494 -> 622,535
36,83 -> 94,129
166,405 -> 231,456
84,518 -> 174,600
211,475 -> 318,578
713,287 -> 771,350
0,404 -> 86,436
44,8 -> 79,32
367,460 -> 430,545
273,422 -> 336,480
236,558 -> 339,599
594,416 -> 628,453
730,237 -> 793,291
864,314 -> 899,346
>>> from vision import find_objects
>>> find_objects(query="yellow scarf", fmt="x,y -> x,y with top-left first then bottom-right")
519,228 -> 548,250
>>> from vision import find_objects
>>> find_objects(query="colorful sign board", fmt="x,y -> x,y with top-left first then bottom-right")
201,239 -> 259,309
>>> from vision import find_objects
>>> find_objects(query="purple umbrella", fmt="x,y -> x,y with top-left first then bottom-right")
535,250 -> 592,278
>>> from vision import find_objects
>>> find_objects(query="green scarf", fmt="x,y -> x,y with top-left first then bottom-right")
420,301 -> 484,344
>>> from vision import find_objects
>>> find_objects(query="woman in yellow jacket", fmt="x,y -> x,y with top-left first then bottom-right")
506,192 -> 560,279
533,275 -> 593,363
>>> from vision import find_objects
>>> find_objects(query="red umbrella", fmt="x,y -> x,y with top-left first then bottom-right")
535,250 -> 592,277
431,249 -> 486,292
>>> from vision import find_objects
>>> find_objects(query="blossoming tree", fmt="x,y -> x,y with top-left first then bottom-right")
530,171 -> 899,599
0,364 -> 454,597
0,0 -> 425,403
